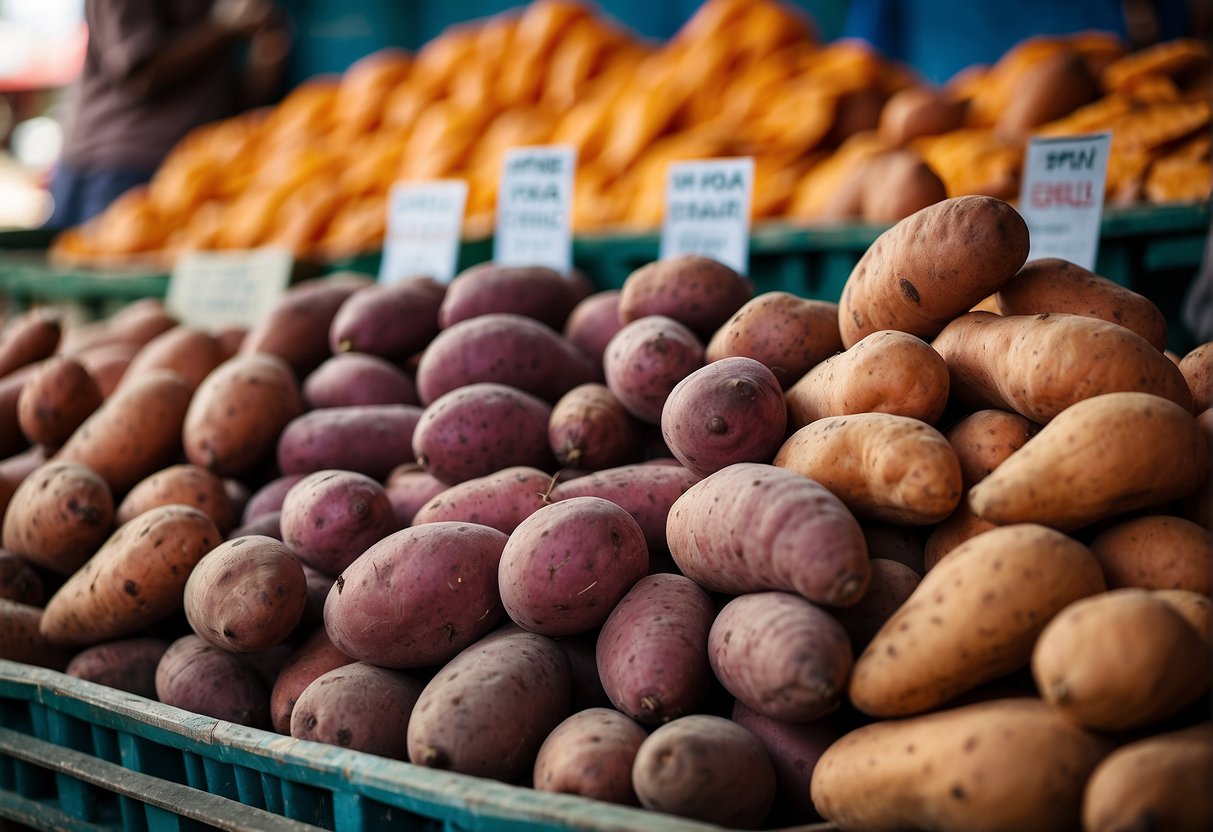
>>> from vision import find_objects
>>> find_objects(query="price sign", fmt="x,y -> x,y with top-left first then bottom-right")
166,247 -> 293,331
660,157 -> 754,274
494,145 -> 576,273
1018,132 -> 1112,270
379,179 -> 468,284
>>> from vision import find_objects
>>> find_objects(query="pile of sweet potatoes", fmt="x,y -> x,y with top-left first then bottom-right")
1,196 -> 1210,832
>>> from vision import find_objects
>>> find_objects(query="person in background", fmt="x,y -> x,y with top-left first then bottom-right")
47,0 -> 291,229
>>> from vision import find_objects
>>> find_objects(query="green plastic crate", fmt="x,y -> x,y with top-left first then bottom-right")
1,660 -> 827,832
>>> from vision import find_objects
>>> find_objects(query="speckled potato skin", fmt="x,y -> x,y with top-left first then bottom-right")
1179,341 -> 1212,411
838,195 -> 1030,348
279,470 -> 397,577
661,357 -> 787,477
16,356 -> 102,448
631,714 -> 776,829
1090,515 -> 1211,593
932,312 -> 1194,423
118,326 -> 227,394
499,496 -> 649,637
774,413 -> 963,526
667,463 -> 870,607
328,276 -> 445,361
0,550 -> 44,605
239,275 -> 370,378
183,353 -> 305,477
65,637 -> 170,698
414,313 -> 600,406
39,505 -> 222,649
275,404 -> 424,480
595,573 -> 714,725
849,524 -> 1106,718
0,597 -> 72,669
2,461 -> 114,575
116,464 -> 235,534
533,708 -> 647,806
832,558 -> 921,652
709,591 -> 852,723
785,330 -> 950,430
324,522 -> 508,669
1153,589 -> 1211,641
302,353 -> 418,409
184,535 -> 307,653
548,383 -> 640,470
811,699 -> 1111,832
562,290 -> 623,366
943,408 -> 1039,487
56,368 -> 193,494
705,292 -> 842,389
619,254 -> 754,340
407,627 -> 571,783
269,627 -> 355,734
155,634 -> 270,728
438,263 -> 591,330
603,315 -> 705,424
290,662 -> 425,758
411,466 -> 549,534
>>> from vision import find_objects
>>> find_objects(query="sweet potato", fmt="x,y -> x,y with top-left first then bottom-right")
414,312 -> 599,406
16,356 -> 102,449
660,357 -> 786,477
618,255 -> 754,340
878,84 -> 967,145
603,315 -> 705,424
1032,588 -> 1211,731
329,275 -> 445,361
59,298 -> 176,356
996,48 -> 1100,136
0,367 -> 33,458
785,330 -> 950,429
324,522 -> 508,668
850,523 -> 1106,717
774,413 -> 963,526
382,463 -> 448,527
290,661 -> 425,757
705,291 -> 842,389
242,474 -> 305,524
0,549 -> 42,604
279,470 -> 397,577
631,714 -> 775,829
838,195 -> 1030,347
811,698 -> 1111,832
709,591 -> 852,723
117,325 -> 227,393
302,352 -> 418,410
413,383 -> 555,485
38,504 -> 222,648
595,572 -> 714,725
499,496 -> 648,636
1154,588 -> 1211,640
943,408 -> 1038,486
1090,514 -> 1210,592
183,353 -> 305,477
1085,722 -> 1213,832
73,341 -> 137,398
862,522 -> 926,575
1179,340 -> 1212,411
923,498 -> 999,570
55,369 -> 193,494
155,634 -> 270,728
116,463 -> 235,534
859,148 -> 949,224
276,404 -> 424,480
995,258 -> 1169,351
549,461 -> 700,552
532,707 -> 646,806
0,309 -> 60,379
2,461 -> 114,575
410,466 -> 549,534
64,636 -> 169,698
184,535 -> 307,653
407,627 -> 571,782
548,383 -> 641,470
934,312 -> 1194,422
439,263 -> 591,330
269,626 -> 354,734
832,558 -> 921,651
0,597 -> 72,669
562,289 -> 622,365
968,392 -> 1208,531
667,462 -> 870,606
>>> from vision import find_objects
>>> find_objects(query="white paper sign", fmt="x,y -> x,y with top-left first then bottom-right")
166,247 -> 293,331
661,157 -> 755,274
1018,132 -> 1112,270
494,145 -> 576,273
380,179 -> 468,285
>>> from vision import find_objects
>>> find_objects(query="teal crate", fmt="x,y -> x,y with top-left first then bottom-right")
0,660 -> 826,832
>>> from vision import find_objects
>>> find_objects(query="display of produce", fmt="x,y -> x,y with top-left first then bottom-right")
1,191 -> 1210,831
43,0 -> 1212,269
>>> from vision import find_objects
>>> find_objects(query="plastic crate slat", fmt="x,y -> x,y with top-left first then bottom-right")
0,726 -> 320,832
0,789 -> 112,832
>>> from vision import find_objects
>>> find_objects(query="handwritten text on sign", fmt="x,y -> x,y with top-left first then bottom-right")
380,180 -> 468,285
1018,132 -> 1111,271
166,247 -> 292,331
494,146 -> 576,274
661,157 -> 754,275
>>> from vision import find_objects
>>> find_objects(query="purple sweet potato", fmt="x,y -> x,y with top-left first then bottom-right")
279,470 -> 397,576
302,352 -> 419,409
276,404 -> 425,481
65,636 -> 170,698
243,474 -> 306,524
533,707 -> 647,805
154,634 -> 270,728
439,263 -> 591,330
329,275 -> 446,361
269,626 -> 355,734
548,383 -> 642,470
563,289 -> 623,365
619,255 -> 755,340
832,558 -> 921,651
383,463 -> 449,528
410,466 -> 552,534
290,661 -> 426,758
603,315 -> 705,424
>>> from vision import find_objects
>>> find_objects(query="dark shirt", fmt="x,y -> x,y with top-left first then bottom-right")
60,0 -> 239,172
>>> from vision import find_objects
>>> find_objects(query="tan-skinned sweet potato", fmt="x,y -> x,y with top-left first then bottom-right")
705,291 -> 842,389
116,463 -> 236,534
849,523 -> 1106,717
0,597 -> 72,669
838,195 -> 1030,347
1089,514 -> 1210,592
2,461 -> 114,575
667,463 -> 870,607
968,392 -> 1208,531
1154,588 -> 1211,640
923,498 -> 999,570
619,254 -> 754,340
943,408 -> 1039,486
785,330 -> 950,430
16,356 -> 103,449
878,84 -> 967,145
117,325 -> 227,393
1179,340 -> 1212,411
774,413 -> 963,526
932,311 -> 1194,422
532,708 -> 646,806
0,309 -> 60,379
